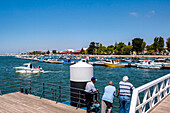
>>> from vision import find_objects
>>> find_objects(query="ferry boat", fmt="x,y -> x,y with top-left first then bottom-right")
14,63 -> 44,73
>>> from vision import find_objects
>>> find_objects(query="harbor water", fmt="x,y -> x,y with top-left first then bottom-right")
1,56 -> 170,111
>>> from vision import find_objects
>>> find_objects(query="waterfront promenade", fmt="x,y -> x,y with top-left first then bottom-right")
0,92 -> 86,113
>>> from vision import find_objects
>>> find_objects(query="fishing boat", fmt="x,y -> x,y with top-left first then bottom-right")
14,63 -> 44,73
135,59 -> 162,69
104,60 -> 126,67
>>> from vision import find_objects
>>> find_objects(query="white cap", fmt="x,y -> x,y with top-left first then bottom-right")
123,76 -> 129,81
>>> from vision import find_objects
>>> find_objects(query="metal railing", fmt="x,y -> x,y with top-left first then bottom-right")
0,78 -> 120,112
130,73 -> 170,113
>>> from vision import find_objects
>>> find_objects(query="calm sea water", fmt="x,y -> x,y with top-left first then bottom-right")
1,56 -> 170,111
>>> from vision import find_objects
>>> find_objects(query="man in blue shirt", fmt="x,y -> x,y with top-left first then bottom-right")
116,76 -> 135,113
101,81 -> 116,113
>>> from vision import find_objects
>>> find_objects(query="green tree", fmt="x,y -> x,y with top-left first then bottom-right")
87,42 -> 96,54
96,42 -> 99,55
47,50 -> 50,55
114,42 -> 118,49
141,42 -> 146,54
116,42 -> 126,54
166,37 -> 170,51
80,48 -> 85,54
158,37 -> 164,54
107,45 -> 114,54
128,42 -> 131,45
121,45 -> 133,55
153,37 -> 159,52
52,50 -> 57,54
98,43 -> 103,55
102,46 -> 107,55
132,38 -> 144,54
146,44 -> 154,54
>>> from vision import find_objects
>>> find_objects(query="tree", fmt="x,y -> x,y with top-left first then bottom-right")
158,37 -> 164,54
98,43 -> 103,55
132,38 -> 144,54
116,42 -> 126,54
128,42 -> 131,45
141,42 -> 146,54
96,42 -> 99,54
114,42 -> 118,49
121,45 -> 133,55
102,46 -> 107,55
146,44 -> 154,54
166,37 -> 170,51
52,50 -> 57,54
87,42 -> 96,54
47,50 -> 50,55
80,48 -> 85,54
153,37 -> 159,52
107,45 -> 114,54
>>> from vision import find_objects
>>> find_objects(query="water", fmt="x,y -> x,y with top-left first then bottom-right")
1,56 -> 170,111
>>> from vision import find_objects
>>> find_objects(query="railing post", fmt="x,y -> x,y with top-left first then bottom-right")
0,90 -> 2,96
29,80 -> 31,94
51,88 -> 54,100
76,90 -> 81,109
129,89 -> 138,113
56,86 -> 61,103
41,83 -> 45,99
55,89 -> 56,102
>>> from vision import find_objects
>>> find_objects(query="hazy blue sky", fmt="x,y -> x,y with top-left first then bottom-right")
0,0 -> 170,54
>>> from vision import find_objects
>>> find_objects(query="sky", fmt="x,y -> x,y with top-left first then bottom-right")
0,0 -> 170,54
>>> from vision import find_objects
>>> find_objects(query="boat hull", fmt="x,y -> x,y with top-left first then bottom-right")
16,69 -> 44,73
104,63 -> 125,67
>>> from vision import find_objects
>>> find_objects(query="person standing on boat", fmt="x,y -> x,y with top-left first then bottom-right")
101,81 -> 116,113
85,77 -> 98,113
30,63 -> 32,69
116,76 -> 135,113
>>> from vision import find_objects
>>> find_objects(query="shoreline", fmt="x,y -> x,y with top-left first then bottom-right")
0,54 -> 170,58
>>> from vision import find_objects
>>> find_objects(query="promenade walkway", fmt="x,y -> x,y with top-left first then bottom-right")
149,94 -> 170,113
0,92 -> 86,113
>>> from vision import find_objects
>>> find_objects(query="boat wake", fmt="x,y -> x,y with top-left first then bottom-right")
43,70 -> 66,73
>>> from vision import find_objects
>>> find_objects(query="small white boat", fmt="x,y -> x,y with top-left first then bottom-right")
14,63 -> 44,73
135,59 -> 162,69
14,63 -> 32,70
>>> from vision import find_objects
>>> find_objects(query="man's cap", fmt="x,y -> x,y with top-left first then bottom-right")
91,77 -> 96,81
123,76 -> 129,81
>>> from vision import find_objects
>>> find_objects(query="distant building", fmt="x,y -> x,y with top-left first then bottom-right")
67,49 -> 74,52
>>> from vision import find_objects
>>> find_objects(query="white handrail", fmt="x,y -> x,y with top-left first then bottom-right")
129,73 -> 170,113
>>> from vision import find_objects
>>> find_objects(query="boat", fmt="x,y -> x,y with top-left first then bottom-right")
14,63 -> 44,73
62,59 -> 75,65
135,59 -> 162,69
104,60 -> 126,67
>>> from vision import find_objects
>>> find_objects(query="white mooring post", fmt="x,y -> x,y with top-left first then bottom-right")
70,61 -> 93,107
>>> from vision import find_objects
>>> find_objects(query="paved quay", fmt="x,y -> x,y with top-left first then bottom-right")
0,92 -> 86,113
149,94 -> 170,113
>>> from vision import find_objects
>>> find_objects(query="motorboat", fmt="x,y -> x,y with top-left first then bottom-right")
135,59 -> 162,69
104,60 -> 126,67
62,59 -> 75,65
14,63 -> 32,70
14,63 -> 44,73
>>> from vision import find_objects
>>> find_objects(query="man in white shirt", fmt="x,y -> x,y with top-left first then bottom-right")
85,77 -> 98,113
